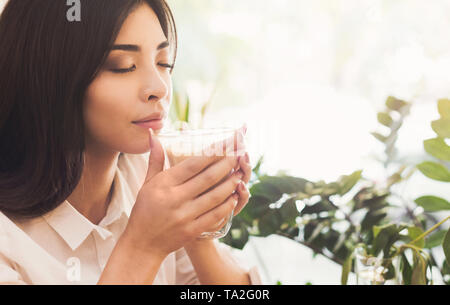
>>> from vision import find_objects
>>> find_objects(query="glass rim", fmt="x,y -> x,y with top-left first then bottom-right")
157,127 -> 238,138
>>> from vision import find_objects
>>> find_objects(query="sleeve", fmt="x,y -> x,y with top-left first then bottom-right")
215,241 -> 263,285
0,253 -> 27,285
174,240 -> 263,285
0,217 -> 27,285
174,247 -> 201,285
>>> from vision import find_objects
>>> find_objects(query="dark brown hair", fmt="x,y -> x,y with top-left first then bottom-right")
0,0 -> 177,218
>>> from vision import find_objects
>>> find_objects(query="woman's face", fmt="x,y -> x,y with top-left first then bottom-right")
83,3 -> 173,154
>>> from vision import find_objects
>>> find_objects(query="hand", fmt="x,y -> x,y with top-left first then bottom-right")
121,126 -> 246,260
185,141 -> 252,251
233,151 -> 252,216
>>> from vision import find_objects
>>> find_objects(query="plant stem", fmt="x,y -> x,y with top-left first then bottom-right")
409,215 -> 450,246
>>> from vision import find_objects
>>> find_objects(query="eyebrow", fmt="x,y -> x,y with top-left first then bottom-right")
110,40 -> 169,52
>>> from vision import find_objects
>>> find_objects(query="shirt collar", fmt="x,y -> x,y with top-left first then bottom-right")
97,168 -> 132,228
42,166 -> 132,251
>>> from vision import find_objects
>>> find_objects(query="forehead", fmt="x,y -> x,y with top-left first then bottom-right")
114,3 -> 166,48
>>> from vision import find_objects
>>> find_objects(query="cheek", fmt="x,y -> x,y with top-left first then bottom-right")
83,74 -> 136,151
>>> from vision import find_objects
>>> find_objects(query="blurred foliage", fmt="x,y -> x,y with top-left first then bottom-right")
218,97 -> 450,285
169,84 -> 217,130
168,88 -> 450,284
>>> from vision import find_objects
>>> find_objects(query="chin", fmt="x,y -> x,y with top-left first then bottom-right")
119,125 -> 165,154
118,140 -> 151,155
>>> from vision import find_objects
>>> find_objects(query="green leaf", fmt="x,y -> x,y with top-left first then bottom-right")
250,182 -> 281,203
372,224 -> 403,256
377,112 -> 393,127
424,230 -> 446,249
361,210 -> 387,232
371,132 -> 388,143
411,250 -> 427,285
401,253 -> 412,285
322,182 -> 340,196
417,161 -> 450,182
252,155 -> 264,177
386,96 -> 408,112
221,216 -> 250,249
383,262 -> 396,280
174,91 -> 184,121
443,259 -> 450,275
373,223 -> 394,238
338,170 -> 363,195
253,175 -> 309,203
258,209 -> 282,237
444,228 -> 450,264
363,194 -> 389,212
341,253 -> 353,285
423,138 -> 450,161
241,195 -> 272,220
414,196 -> 450,212
431,118 -> 450,138
387,172 -> 402,187
184,96 -> 190,122
300,200 -> 336,215
438,99 -> 450,118
279,197 -> 299,226
408,226 -> 425,248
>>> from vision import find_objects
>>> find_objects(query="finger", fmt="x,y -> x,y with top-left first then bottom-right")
204,211 -> 230,233
178,155 -> 240,199
233,181 -> 250,216
162,128 -> 246,185
192,193 -> 239,235
189,170 -> 243,218
145,128 -> 166,183
238,152 -> 252,184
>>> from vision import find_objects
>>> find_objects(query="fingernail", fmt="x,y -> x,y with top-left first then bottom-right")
244,152 -> 250,163
149,128 -> 154,149
233,194 -> 239,206
239,181 -> 246,190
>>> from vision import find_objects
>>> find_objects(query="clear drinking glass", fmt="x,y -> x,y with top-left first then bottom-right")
157,127 -> 246,239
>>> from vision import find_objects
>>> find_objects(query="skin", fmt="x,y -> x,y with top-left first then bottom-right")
65,3 -> 253,284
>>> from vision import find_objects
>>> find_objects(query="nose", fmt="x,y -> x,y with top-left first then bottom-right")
140,65 -> 169,103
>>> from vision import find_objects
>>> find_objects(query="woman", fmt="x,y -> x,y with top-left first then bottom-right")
0,0 -> 261,284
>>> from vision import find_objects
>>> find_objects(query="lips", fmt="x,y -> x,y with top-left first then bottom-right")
132,112 -> 165,130
132,112 -> 164,123
133,119 -> 164,130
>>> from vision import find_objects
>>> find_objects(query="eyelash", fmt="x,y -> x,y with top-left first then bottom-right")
111,63 -> 174,74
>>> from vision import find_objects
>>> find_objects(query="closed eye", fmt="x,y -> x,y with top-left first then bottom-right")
158,63 -> 174,69
110,63 -> 174,74
110,64 -> 136,74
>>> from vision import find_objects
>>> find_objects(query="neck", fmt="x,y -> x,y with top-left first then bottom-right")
67,140 -> 120,225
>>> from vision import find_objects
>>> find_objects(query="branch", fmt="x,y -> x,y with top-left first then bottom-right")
275,231 -> 345,266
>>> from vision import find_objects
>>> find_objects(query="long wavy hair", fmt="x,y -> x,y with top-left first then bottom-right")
0,0 -> 177,218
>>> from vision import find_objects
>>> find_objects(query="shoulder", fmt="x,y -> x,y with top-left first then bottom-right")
0,211 -> 23,259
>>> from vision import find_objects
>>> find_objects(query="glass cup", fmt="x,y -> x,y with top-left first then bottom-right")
157,127 -> 246,239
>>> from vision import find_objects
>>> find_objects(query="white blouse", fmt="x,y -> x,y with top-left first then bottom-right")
0,152 -> 262,284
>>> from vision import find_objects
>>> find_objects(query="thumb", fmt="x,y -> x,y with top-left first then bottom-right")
145,128 -> 165,183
